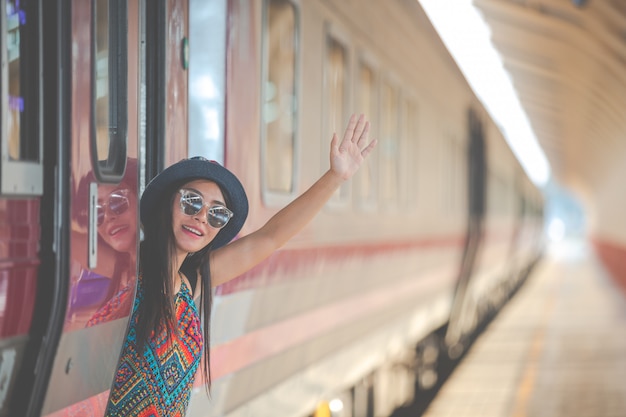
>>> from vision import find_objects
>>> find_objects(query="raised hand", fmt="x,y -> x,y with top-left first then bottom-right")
330,114 -> 377,181
212,114 -> 377,286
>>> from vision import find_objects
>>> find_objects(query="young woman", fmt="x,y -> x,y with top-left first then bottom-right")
105,114 -> 376,416
85,170 -> 140,326
72,159 -> 139,329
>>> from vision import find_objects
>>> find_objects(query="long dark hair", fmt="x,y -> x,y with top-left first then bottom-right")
136,180 -> 228,392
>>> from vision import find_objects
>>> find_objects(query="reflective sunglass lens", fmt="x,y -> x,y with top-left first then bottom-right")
109,195 -> 130,215
97,191 -> 130,226
208,207 -> 232,228
180,192 -> 203,215
179,189 -> 233,229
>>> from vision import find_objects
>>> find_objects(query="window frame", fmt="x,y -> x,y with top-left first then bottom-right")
378,74 -> 401,211
353,52 -> 380,212
260,0 -> 301,206
1,0 -> 44,196
399,93 -> 419,210
90,0 -> 128,184
322,22 -> 352,209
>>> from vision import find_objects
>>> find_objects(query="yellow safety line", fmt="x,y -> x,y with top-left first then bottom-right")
510,295 -> 556,417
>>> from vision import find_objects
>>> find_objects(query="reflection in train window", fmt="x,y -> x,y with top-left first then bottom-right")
354,62 -> 378,209
380,81 -> 399,205
92,0 -> 127,182
262,0 -> 298,194
325,34 -> 349,201
2,0 -> 43,195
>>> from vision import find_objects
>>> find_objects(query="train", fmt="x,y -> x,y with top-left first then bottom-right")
1,0 -> 545,416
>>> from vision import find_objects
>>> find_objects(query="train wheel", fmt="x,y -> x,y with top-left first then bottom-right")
416,335 -> 440,390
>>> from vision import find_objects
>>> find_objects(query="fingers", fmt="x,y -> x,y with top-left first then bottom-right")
361,139 -> 378,159
340,114 -> 357,147
337,114 -> 375,159
340,114 -> 367,148
330,132 -> 339,154
356,121 -> 370,149
350,114 -> 367,144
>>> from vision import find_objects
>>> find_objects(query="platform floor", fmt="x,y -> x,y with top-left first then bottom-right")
422,239 -> 626,417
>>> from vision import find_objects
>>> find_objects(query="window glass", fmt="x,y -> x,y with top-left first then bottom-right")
325,35 -> 349,201
441,134 -> 450,211
379,81 -> 399,204
444,134 -> 462,213
92,0 -> 127,182
400,98 -> 417,208
455,137 -> 466,212
447,134 -> 467,213
263,0 -> 297,194
354,62 -> 377,207
1,0 -> 43,195
325,37 -> 347,137
5,0 -> 39,162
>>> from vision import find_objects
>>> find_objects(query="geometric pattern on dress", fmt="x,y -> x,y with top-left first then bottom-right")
86,283 -> 134,327
105,277 -> 203,417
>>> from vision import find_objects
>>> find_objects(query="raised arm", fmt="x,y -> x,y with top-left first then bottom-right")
210,114 -> 377,287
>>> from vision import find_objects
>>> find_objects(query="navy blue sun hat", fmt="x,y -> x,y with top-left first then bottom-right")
140,157 -> 248,250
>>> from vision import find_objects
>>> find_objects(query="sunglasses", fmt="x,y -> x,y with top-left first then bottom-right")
97,189 -> 130,226
179,189 -> 233,229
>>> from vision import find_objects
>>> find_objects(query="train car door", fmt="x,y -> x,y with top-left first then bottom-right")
444,108 -> 487,357
0,1 -> 48,415
36,1 -> 142,415
2,1 -> 142,416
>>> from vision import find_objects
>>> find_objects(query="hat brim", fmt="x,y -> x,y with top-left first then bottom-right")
140,158 -> 248,250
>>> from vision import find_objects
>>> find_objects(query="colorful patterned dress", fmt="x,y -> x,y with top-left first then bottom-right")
105,277 -> 203,416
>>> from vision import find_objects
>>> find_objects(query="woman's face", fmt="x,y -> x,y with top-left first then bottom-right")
97,183 -> 137,253
171,179 -> 227,256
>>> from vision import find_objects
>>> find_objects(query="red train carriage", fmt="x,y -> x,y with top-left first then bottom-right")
1,0 -> 44,414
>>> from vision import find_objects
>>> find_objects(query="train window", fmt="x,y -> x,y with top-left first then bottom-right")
91,0 -> 128,182
324,32 -> 350,203
189,0 -> 227,162
262,0 -> 298,196
440,133 -> 452,211
400,97 -> 418,209
1,0 -> 43,195
487,172 -> 506,215
354,60 -> 378,210
379,81 -> 399,206
440,131 -> 463,213
449,135 -> 464,213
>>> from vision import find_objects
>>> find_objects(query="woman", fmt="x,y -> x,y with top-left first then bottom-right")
71,159 -> 139,328
105,114 -> 376,416
84,175 -> 139,327
94,159 -> 139,297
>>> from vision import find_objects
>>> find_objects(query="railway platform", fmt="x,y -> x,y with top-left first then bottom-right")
422,238 -> 626,417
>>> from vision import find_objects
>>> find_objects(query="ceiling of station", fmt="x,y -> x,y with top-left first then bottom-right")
473,0 -> 626,197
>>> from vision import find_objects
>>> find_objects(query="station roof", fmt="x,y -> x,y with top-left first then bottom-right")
474,0 -> 626,198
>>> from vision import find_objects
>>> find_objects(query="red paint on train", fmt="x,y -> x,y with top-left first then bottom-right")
217,235 -> 465,295
593,239 -> 626,296
211,267 -> 451,381
0,199 -> 40,338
